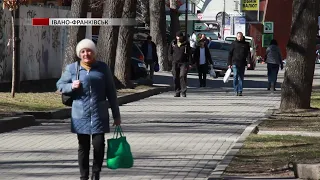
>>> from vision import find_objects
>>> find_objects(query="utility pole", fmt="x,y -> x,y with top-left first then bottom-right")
14,8 -> 20,92
222,0 -> 226,39
185,0 -> 188,40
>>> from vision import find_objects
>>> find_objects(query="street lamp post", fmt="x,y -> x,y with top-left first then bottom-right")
185,0 -> 188,40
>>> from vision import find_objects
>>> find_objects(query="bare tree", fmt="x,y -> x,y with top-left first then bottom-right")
96,0 -> 125,72
280,0 -> 320,110
150,0 -> 169,71
3,0 -> 27,97
114,0 -> 137,88
62,0 -> 89,71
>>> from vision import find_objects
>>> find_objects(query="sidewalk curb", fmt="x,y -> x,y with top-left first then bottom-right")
24,86 -> 173,120
0,115 -> 37,133
207,109 -> 277,179
207,120 -> 263,180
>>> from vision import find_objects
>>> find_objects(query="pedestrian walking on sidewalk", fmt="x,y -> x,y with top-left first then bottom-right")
265,39 -> 283,92
56,39 -> 121,180
141,35 -> 158,81
190,31 -> 197,56
193,39 -> 213,87
169,31 -> 192,97
228,32 -> 252,96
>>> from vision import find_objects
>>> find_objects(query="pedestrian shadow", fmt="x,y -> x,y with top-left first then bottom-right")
153,73 -> 283,90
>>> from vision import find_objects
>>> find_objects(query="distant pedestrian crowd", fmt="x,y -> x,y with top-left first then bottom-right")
168,31 -> 283,97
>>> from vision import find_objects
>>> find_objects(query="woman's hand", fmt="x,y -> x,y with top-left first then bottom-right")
113,118 -> 121,126
72,80 -> 81,89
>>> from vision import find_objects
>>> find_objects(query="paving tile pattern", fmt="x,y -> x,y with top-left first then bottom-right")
0,87 -> 280,180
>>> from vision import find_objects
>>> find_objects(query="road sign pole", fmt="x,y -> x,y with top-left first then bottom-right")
257,0 -> 260,22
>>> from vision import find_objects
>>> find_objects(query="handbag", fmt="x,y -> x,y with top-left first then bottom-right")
106,126 -> 134,169
154,63 -> 159,72
61,61 -> 80,106
209,65 -> 217,78
223,68 -> 232,83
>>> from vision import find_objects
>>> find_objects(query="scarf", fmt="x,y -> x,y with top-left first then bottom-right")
80,60 -> 95,71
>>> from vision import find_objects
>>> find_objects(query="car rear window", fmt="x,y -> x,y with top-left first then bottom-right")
208,42 -> 231,51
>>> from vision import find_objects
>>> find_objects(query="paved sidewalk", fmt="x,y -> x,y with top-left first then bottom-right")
0,86 -> 280,180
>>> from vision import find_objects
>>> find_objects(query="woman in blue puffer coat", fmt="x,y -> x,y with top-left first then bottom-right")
57,38 -> 121,180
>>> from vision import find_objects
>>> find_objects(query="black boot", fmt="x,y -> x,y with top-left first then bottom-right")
91,173 -> 100,180
270,83 -> 275,94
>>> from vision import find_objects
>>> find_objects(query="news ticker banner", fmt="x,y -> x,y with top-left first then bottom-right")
31,18 -> 137,26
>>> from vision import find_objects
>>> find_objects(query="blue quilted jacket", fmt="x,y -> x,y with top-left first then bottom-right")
56,61 -> 120,134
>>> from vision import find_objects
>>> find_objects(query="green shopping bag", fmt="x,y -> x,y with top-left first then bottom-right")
106,126 -> 134,169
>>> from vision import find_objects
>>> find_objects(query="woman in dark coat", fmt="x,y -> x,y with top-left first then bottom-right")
193,39 -> 213,87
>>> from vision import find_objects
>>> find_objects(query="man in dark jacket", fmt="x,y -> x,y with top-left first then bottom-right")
169,31 -> 192,97
141,35 -> 158,80
228,32 -> 251,96
193,39 -> 213,87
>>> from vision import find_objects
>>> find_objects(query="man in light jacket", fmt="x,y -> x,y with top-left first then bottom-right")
190,31 -> 197,55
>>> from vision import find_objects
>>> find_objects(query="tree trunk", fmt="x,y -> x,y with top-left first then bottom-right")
169,0 -> 180,40
150,0 -> 169,71
62,0 -> 89,71
137,0 -> 149,25
280,0 -> 320,111
114,0 -> 137,88
11,11 -> 15,98
96,0 -> 125,73
14,9 -> 20,93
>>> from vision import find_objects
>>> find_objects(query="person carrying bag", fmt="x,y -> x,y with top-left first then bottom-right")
56,39 -> 121,180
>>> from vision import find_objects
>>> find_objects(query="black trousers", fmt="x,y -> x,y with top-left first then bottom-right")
77,133 -> 105,179
172,63 -> 188,95
198,64 -> 208,87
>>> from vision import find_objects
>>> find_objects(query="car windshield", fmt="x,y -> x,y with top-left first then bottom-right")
225,37 -> 252,47
208,41 -> 231,51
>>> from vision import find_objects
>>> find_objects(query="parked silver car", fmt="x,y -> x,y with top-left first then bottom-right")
208,40 -> 232,71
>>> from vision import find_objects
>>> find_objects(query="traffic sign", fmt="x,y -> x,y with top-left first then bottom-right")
264,22 -> 274,33
197,13 -> 203,20
262,34 -> 274,47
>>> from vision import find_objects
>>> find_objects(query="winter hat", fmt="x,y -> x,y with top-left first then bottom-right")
76,38 -> 96,58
